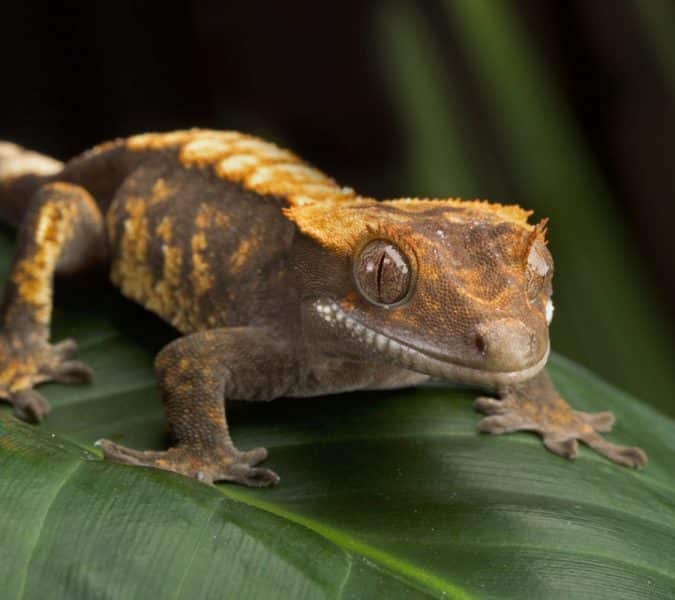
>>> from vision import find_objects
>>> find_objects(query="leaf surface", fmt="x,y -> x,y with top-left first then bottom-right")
0,232 -> 673,600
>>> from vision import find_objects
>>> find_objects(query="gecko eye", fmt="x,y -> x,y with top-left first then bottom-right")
354,240 -> 411,305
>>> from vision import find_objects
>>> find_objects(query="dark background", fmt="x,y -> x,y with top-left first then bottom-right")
1,1 -> 673,415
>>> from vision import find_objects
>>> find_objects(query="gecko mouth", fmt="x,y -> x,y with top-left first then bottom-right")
315,301 -> 549,388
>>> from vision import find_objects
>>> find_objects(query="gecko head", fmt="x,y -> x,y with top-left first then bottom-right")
288,197 -> 553,388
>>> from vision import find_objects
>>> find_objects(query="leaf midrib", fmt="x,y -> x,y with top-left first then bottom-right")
220,487 -> 473,600
218,485 -> 675,600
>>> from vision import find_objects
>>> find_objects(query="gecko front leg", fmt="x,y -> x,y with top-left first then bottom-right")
0,182 -> 105,421
98,327 -> 296,487
474,369 -> 647,468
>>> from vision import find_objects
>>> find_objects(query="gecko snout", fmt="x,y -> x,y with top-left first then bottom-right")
473,318 -> 538,371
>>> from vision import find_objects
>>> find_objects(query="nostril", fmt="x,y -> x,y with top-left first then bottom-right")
474,319 -> 537,370
474,333 -> 488,356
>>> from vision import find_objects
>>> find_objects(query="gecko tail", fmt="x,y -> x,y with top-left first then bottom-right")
0,142 -> 64,226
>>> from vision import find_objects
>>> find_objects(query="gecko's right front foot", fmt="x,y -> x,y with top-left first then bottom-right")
0,335 -> 93,422
96,439 -> 280,487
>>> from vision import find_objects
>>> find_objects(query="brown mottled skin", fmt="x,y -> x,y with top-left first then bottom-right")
0,130 -> 646,486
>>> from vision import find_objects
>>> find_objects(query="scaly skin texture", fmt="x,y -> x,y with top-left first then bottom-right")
0,129 -> 647,486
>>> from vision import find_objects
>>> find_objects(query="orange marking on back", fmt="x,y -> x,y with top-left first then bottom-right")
150,178 -> 171,204
229,238 -> 254,272
195,203 -> 230,229
161,244 -> 183,288
110,197 -> 153,307
156,216 -> 173,243
126,130 -> 537,259
127,129 -> 356,207
190,232 -> 213,295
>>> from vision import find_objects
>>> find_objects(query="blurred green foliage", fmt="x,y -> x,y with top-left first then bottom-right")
633,0 -> 675,98
376,0 -> 675,416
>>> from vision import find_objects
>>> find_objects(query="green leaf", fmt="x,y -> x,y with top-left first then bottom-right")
374,0 -> 481,197
0,229 -> 673,599
631,0 -> 675,99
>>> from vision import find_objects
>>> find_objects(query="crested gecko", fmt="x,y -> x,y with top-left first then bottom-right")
0,130 -> 647,486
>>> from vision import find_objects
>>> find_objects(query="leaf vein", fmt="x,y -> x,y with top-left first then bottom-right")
16,460 -> 82,600
219,488 -> 471,600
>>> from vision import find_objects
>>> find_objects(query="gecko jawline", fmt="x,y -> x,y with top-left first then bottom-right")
315,301 -> 550,388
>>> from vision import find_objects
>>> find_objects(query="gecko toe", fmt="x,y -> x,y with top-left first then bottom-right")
226,464 -> 280,487
543,435 -> 579,459
576,410 -> 615,432
51,360 -> 95,384
609,446 -> 648,469
474,396 -> 512,415
96,439 -> 151,466
239,446 -> 269,466
581,432 -> 648,469
615,446 -> 648,469
52,338 -> 79,360
477,412 -> 535,434
11,388 -> 50,423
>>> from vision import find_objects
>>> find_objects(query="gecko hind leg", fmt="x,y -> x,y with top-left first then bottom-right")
0,182 -> 106,421
474,370 -> 647,468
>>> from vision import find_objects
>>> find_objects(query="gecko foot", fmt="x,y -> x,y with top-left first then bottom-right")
96,439 -> 280,487
0,336 -> 93,422
474,394 -> 647,469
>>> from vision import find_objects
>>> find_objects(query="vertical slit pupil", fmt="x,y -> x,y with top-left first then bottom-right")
376,251 -> 387,302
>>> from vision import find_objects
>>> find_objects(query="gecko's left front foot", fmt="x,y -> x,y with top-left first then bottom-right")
0,336 -> 93,422
96,439 -> 280,487
474,376 -> 647,468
